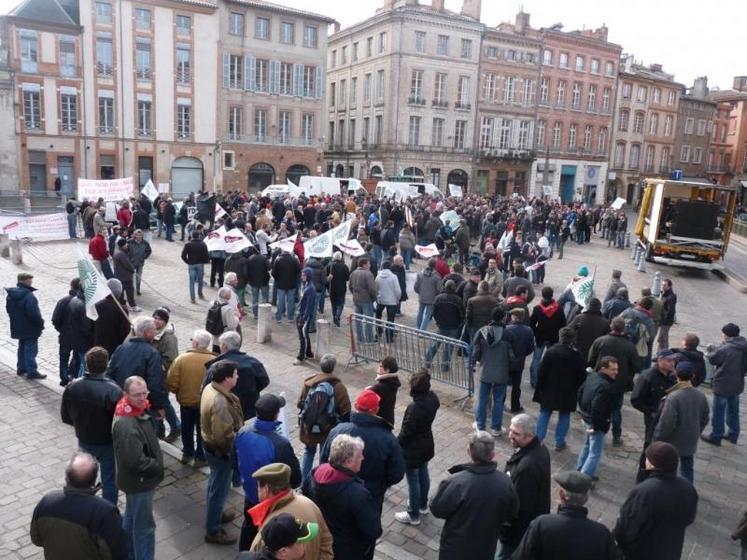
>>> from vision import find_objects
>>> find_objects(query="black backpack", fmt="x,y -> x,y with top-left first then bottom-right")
205,302 -> 226,336
300,381 -> 337,435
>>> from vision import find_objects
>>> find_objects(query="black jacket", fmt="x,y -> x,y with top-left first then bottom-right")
52,290 -> 93,352
246,253 -> 270,288
61,374 -> 122,445
432,290 -> 465,330
513,505 -> 619,560
430,462 -> 519,560
326,261 -> 350,299
398,391 -> 440,469
30,486 -> 128,560
568,310 -> 610,361
107,337 -> 168,410
131,209 -> 149,230
630,366 -> 676,416
529,300 -> 567,346
613,471 -> 698,560
224,253 -> 249,287
578,371 -> 615,433
181,239 -> 209,265
93,296 -> 130,356
672,347 -> 706,387
369,374 -> 401,427
272,253 -> 300,291
206,349 -> 269,420
502,437 -> 551,547
391,263 -> 407,302
533,343 -> 587,412
660,290 -> 677,326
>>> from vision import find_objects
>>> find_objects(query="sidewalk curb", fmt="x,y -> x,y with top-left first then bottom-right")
713,268 -> 747,294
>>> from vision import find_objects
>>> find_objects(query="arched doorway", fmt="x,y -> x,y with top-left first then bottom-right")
285,164 -> 309,186
370,165 -> 383,179
335,164 -> 345,178
447,169 -> 468,189
248,162 -> 275,191
171,156 -> 203,197
403,167 -> 424,181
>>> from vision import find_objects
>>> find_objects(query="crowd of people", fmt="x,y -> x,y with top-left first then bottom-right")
6,186 -> 747,560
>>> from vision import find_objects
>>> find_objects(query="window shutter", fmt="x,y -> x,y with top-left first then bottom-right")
245,56 -> 256,91
222,52 -> 230,89
270,60 -> 280,94
315,66 -> 322,99
293,63 -> 303,97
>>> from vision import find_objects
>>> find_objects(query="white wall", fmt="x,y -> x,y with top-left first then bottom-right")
194,11 -> 218,144
154,6 -> 174,142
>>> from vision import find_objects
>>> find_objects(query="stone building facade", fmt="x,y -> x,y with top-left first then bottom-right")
672,77 -> 715,181
0,19 -> 19,193
708,78 -> 747,189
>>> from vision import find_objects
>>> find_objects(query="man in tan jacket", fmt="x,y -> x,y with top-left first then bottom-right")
201,360 -> 244,545
249,463 -> 334,560
166,329 -> 215,468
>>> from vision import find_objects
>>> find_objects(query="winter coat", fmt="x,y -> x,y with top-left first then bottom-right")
484,268 -> 503,296
61,374 -> 122,446
430,461 -> 519,560
513,505 -> 619,560
306,258 -> 326,291
432,290 -> 465,330
166,348 -> 216,408
613,471 -> 698,560
529,300 -> 567,346
111,411 -> 164,494
180,239 -> 209,265
375,269 -> 401,306
533,343 -> 587,412
391,263 -> 407,302
51,290 -> 93,352
30,486 -> 128,560
152,324 -> 178,373
630,366 -> 676,416
326,261 -> 350,300
348,267 -> 377,305
618,305 -> 656,356
414,268 -> 441,305
602,295 -> 631,320
107,337 -> 168,410
506,322 -> 535,371
320,412 -> 405,503
474,324 -> 517,385
127,239 -> 151,268
708,336 -> 747,397
246,253 -> 270,288
461,279 -> 478,305
603,279 -> 627,304
93,296 -> 130,356
501,437 -> 551,548
398,391 -> 440,469
303,464 -> 382,560
112,249 -> 134,283
660,289 -> 677,326
399,229 -> 416,250
224,253 -> 249,288
297,373 -> 351,446
568,310 -> 610,360
206,349 -> 269,420
88,234 -> 109,261
298,283 -> 316,323
272,253 -> 301,291
653,381 -> 710,457
588,333 -> 640,394
466,293 -> 499,332
502,275 -> 535,304
5,283 -> 44,340
369,374 -> 401,427
672,347 -> 707,387
200,381 -> 243,456
577,371 -> 615,433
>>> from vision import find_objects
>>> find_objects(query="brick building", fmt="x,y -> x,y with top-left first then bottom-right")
708,77 -> 747,192
673,76 -> 715,181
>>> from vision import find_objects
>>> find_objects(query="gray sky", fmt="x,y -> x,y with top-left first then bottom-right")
1,0 -> 742,90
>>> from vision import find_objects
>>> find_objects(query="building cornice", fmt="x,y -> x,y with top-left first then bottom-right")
225,0 -> 336,24
540,29 -> 622,54
4,15 -> 81,34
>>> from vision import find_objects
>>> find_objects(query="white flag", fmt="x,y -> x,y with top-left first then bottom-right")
571,275 -> 596,310
215,203 -> 228,220
77,249 -> 111,320
414,243 -> 440,258
141,179 -> 158,202
223,227 -> 252,254
205,226 -> 227,252
337,239 -> 366,257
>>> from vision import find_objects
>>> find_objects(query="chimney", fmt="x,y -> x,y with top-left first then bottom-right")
733,76 -> 747,92
596,24 -> 608,42
382,0 -> 395,10
432,0 -> 445,11
692,76 -> 708,98
515,11 -> 530,34
461,0 -> 482,20
333,22 -> 341,33
650,63 -> 663,73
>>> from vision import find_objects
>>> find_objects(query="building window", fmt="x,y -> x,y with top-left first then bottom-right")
629,144 -> 641,168
255,16 -> 270,39
633,112 -> 645,133
667,90 -> 676,105
415,31 -> 425,53
302,113 -> 314,145
348,119 -> 355,147
23,88 -> 41,129
363,73 -> 371,102
328,121 -> 334,147
454,120 -> 466,149
483,74 -> 497,101
536,120 -> 546,147
680,145 -> 690,163
255,59 -> 269,92
98,94 -> 114,133
653,88 -> 661,104
177,103 -> 191,138
303,65 -> 317,98
338,118 -> 344,146
176,15 -> 191,35
437,35 -> 448,55
685,117 -> 694,135
304,25 -> 318,48
100,155 -> 115,179
279,111 -> 291,144
230,13 -> 245,36
649,113 -> 659,135
176,44 -> 191,83
352,42 -> 358,61
329,83 -> 335,106
276,62 -> 291,95
20,32 -> 38,72
697,119 -> 706,136
135,39 -> 152,80
461,39 -> 472,58
614,142 -> 625,167
590,58 -> 600,74
362,117 -> 369,142
622,82 -> 631,99
552,122 -> 561,148
59,39 -> 76,77
586,85 -> 596,111
228,54 -> 243,89
223,151 -> 235,169
375,115 -> 383,144
605,61 -> 615,76
96,35 -> 113,76
255,109 -> 267,142
693,147 -> 703,164
96,2 -> 112,24
432,118 -> 444,147
555,80 -> 565,106
135,8 -> 151,29
575,55 -> 585,71
602,87 -> 611,111
280,22 -> 294,44
480,117 -> 493,149
329,50 -> 336,69
339,79 -> 346,107
539,77 -> 549,104
366,37 -> 373,57
568,123 -> 577,150
137,99 -> 152,135
376,70 -> 385,99
619,109 -> 629,131
637,86 -> 647,103
664,115 -> 673,136
410,70 -> 423,103
487,46 -> 498,58
542,49 -> 552,65
518,121 -> 530,149
583,125 -> 592,151
597,127 -> 607,153
60,92 -> 77,131
499,118 -> 511,149
341,46 -> 347,64
434,73 -> 447,104
457,76 -> 470,108
228,106 -> 241,139
504,76 -> 514,104
660,147 -> 670,171
559,52 -> 568,68
572,82 -> 581,108
378,32 -> 386,53
408,116 -> 421,146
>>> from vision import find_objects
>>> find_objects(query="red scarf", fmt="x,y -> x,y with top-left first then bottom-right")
248,489 -> 290,527
114,396 -> 151,417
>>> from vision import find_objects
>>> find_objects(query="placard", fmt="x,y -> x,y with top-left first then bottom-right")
77,177 -> 134,202
0,213 -> 69,241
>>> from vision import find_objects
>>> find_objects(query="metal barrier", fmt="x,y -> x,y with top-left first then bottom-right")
346,313 -> 473,406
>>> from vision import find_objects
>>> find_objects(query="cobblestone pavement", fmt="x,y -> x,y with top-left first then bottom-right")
1,231 -> 746,560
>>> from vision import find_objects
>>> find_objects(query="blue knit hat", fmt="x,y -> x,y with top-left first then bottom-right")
577,266 -> 589,277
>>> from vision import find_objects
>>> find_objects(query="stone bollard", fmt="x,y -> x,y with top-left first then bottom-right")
651,271 -> 662,297
625,232 -> 631,248
315,318 -> 331,358
10,238 -> 23,265
631,242 -> 639,260
637,250 -> 647,273
0,233 -> 9,258
256,303 -> 273,344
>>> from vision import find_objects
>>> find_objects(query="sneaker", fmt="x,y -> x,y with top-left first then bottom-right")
129,306 -> 142,312
193,458 -> 207,469
293,359 -> 305,366
701,434 -> 721,446
26,372 -> 47,380
394,511 -> 421,526
204,529 -> 237,545
221,510 -> 239,524
419,507 -> 430,516
554,443 -> 568,452
490,428 -> 506,438
612,437 -> 623,447
179,454 -> 192,465
16,370 -> 25,376
165,432 -> 180,444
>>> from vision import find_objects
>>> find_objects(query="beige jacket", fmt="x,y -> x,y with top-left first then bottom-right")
166,348 -> 216,407
200,381 -> 243,455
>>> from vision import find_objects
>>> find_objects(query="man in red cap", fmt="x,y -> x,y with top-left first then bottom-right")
320,388 -> 405,513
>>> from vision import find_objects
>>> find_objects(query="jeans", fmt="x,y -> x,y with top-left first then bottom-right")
99,258 -> 114,280
616,230 -> 626,249
375,303 -> 398,342
67,213 -> 77,238
302,444 -> 318,483
330,297 -> 345,326
711,394 -> 740,441
297,319 -> 313,360
405,464 -> 430,520
535,409 -> 571,447
180,406 -> 204,460
123,491 -> 155,560
425,327 -> 461,367
316,286 -> 326,314
134,264 -> 144,294
609,392 -> 624,440
17,338 -> 39,377
416,303 -> 434,331
508,368 -> 523,411
354,302 -> 375,343
188,264 -> 204,302
401,248 -> 413,270
576,427 -> 606,477
475,382 -> 507,430
251,285 -> 270,319
275,288 -> 296,321
79,441 -> 117,505
680,455 -> 694,483
59,345 -> 85,384
165,223 -> 174,241
205,450 -> 232,535
210,258 -> 225,287
157,219 -> 163,237
529,342 -> 549,387
372,245 -> 383,269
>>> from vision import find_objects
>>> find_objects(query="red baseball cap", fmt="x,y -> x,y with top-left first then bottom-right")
355,389 -> 381,413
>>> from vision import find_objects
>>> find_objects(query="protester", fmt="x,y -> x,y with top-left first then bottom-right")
93,278 -> 130,356
568,297 -> 610,360
528,286 -> 566,388
602,287 -> 631,320
326,251 -> 350,327
414,257 -> 442,331
374,260 -> 401,342
272,249 -> 301,323
657,278 -> 677,351
181,231 -> 210,304
51,278 -> 93,386
246,246 -> 271,320
240,513 -> 320,560
425,279 -> 465,368
348,256 -> 377,342
151,306 -> 180,441
506,308 -> 535,411
128,229 -> 151,296
672,333 -> 707,387
5,272 -> 45,379
369,356 -> 401,427
113,238 -> 140,311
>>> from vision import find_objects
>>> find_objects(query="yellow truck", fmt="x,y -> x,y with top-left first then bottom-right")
634,179 -> 738,269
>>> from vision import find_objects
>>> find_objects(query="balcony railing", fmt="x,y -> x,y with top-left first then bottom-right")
454,102 -> 471,110
176,129 -> 192,140
408,96 -> 426,106
137,128 -> 153,137
432,99 -> 448,108
136,67 -> 152,80
96,62 -> 113,78
97,125 -> 114,135
227,134 -> 317,147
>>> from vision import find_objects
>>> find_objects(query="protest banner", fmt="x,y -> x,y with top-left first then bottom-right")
0,213 -> 69,241
415,243 -> 440,258
611,197 -> 627,210
215,203 -> 227,220
337,239 -> 365,257
77,177 -> 134,202
448,184 -> 463,198
269,237 -> 296,254
223,228 -> 252,254
157,183 -> 170,194
204,226 -> 227,252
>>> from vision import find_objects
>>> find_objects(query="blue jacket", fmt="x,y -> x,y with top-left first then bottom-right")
206,349 -> 269,420
320,412 -> 405,501
107,337 -> 168,410
5,283 -> 44,340
235,418 -> 302,503
299,282 -> 317,323
507,322 -> 535,371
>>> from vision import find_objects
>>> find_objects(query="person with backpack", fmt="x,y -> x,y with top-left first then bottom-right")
297,354 -> 351,483
205,287 -> 240,353
617,297 -> 656,371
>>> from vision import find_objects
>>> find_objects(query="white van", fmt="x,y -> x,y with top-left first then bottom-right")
375,181 -> 443,201
260,184 -> 301,198
297,176 -> 366,197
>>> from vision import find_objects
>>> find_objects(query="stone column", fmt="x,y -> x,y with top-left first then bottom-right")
10,238 -> 22,265
315,318 -> 331,358
257,303 -> 272,344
